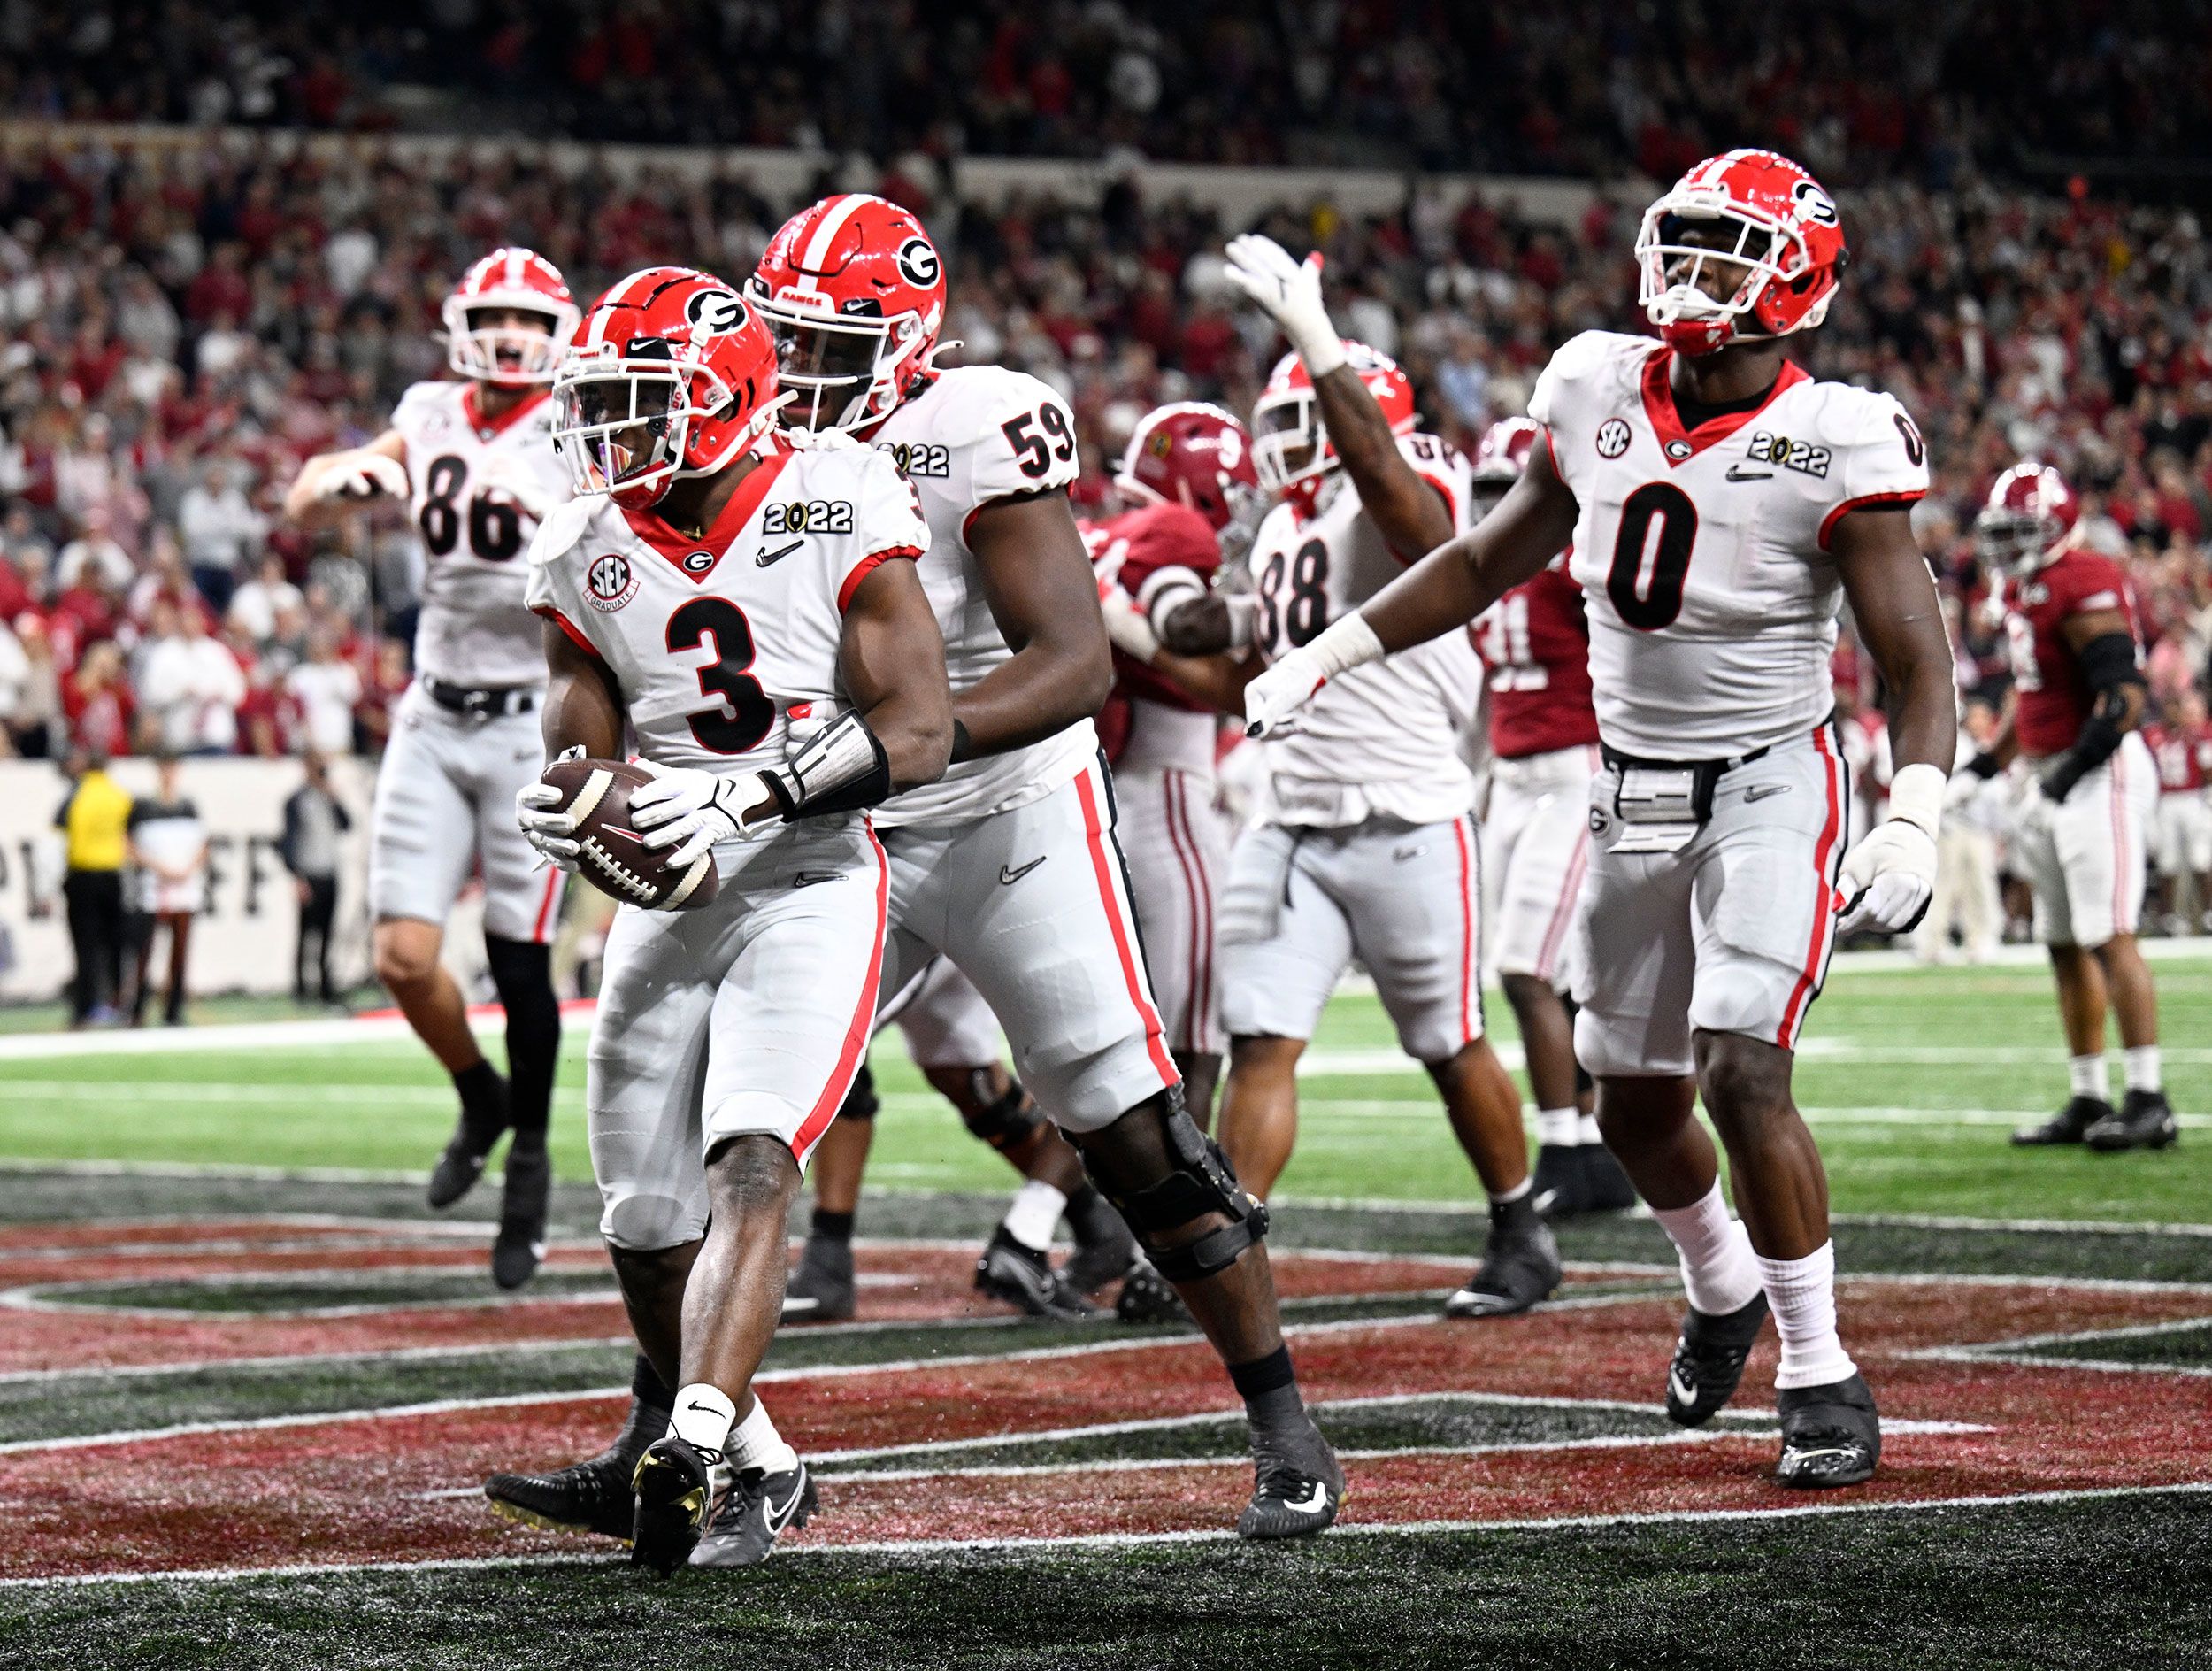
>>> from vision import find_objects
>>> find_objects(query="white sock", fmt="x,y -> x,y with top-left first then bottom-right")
2125,1045 -> 2162,1095
1649,1181 -> 1763,1317
725,1396 -> 799,1477
1756,1243 -> 1858,1391
1489,1176 -> 1533,1209
1002,1180 -> 1067,1252
2069,1051 -> 2108,1100
1536,1107 -> 1578,1146
669,1382 -> 737,1456
1576,1113 -> 1602,1147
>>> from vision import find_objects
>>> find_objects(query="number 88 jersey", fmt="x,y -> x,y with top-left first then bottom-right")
1247,432 -> 1485,828
1531,330 -> 1928,758
389,380 -> 572,689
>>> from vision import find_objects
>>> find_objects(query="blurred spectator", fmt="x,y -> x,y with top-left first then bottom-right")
176,455 -> 267,614
65,643 -> 134,758
52,510 -> 133,596
137,606 -> 246,755
124,752 -> 207,1028
53,748 -> 132,1027
287,628 -> 362,756
228,552 -> 306,647
280,751 -> 352,1006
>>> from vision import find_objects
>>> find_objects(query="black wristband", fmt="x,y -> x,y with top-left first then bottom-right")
949,718 -> 973,763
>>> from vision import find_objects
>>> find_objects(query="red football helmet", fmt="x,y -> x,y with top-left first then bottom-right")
1251,343 -> 1415,506
1635,150 -> 1847,357
551,267 -> 782,510
744,194 -> 946,433
1976,460 -> 2080,574
442,248 -> 580,387
1472,416 -> 1541,487
1114,402 -> 1261,533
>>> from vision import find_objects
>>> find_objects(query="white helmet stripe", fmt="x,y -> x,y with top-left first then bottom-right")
583,267 -> 662,349
799,193 -> 875,274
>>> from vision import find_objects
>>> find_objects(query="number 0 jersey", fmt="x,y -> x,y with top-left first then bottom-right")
1531,330 -> 1929,759
388,381 -> 572,689
524,440 -> 928,776
864,364 -> 1095,827
1248,434 -> 1484,827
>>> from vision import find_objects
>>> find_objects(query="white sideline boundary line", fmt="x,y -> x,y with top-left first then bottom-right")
6,1482 -> 2205,1590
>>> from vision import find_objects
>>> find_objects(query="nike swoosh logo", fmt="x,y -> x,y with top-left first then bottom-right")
757,539 -> 803,566
999,856 -> 1046,885
1743,784 -> 1790,802
764,1472 -> 808,1528
1669,1368 -> 1697,1407
683,1399 -> 720,1415
1392,844 -> 1427,861
1725,466 -> 1773,481
1281,1481 -> 1329,1514
792,870 -> 841,889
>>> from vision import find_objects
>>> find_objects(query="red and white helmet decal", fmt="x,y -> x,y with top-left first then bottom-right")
442,248 -> 580,387
1634,150 -> 1848,357
1250,343 -> 1415,502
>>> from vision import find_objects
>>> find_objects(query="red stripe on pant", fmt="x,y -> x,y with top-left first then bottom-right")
1777,728 -> 1846,1048
1453,815 -> 1479,1043
2108,749 -> 2128,930
1164,773 -> 1214,1053
788,828 -> 890,1165
1073,767 -> 1179,1087
1533,825 -> 1588,984
528,866 -> 562,944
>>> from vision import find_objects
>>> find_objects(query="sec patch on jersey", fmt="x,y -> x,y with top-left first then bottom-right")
540,756 -> 719,911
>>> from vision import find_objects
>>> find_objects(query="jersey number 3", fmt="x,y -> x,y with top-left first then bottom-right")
666,597 -> 775,753
1606,482 -> 1698,631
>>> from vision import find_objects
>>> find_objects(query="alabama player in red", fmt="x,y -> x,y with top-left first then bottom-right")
1243,152 -> 1961,1489
1465,417 -> 1635,1219
501,268 -> 953,1570
1961,464 -> 2174,1151
285,248 -> 577,1288
2144,689 -> 2212,936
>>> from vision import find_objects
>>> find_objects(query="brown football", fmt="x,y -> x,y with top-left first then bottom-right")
539,756 -> 720,912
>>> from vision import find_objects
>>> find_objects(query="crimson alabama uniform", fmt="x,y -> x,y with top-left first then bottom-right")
2146,720 -> 2212,879
2001,551 -> 2155,949
1086,500 -> 1230,1059
864,366 -> 1177,1128
523,440 -> 926,1248
1472,558 -> 1601,990
1220,434 -> 1486,1063
1532,330 -> 1929,1073
372,381 -> 571,943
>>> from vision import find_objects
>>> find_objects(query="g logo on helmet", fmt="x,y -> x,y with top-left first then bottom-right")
684,288 -> 749,336
1792,180 -> 1839,228
895,237 -> 941,288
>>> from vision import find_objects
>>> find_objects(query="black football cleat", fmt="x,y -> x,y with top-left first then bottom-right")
782,1233 -> 856,1323
1442,1213 -> 1562,1319
1663,1290 -> 1771,1428
690,1459 -> 817,1568
1238,1432 -> 1345,1539
1578,1144 -> 1639,1213
427,1073 -> 512,1208
486,1444 -> 642,1541
631,1435 -> 717,1573
1113,1258 -> 1192,1325
1774,1373 -> 1880,1488
2011,1095 -> 2110,1147
490,1142 -> 550,1290
974,1228 -> 1102,1321
2085,1090 -> 2179,1152
1529,1144 -> 1585,1219
1061,1206 -> 1141,1298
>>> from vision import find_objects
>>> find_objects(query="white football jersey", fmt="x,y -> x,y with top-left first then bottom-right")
1531,330 -> 1929,758
524,440 -> 929,778
389,381 -> 572,689
864,365 -> 1095,826
1248,432 -> 1484,827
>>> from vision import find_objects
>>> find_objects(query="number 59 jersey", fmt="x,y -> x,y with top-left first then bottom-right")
525,441 -> 928,777
1532,330 -> 1928,759
388,381 -> 572,689
1248,433 -> 1484,828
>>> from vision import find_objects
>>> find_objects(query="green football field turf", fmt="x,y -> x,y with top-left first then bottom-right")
1,957 -> 2203,1223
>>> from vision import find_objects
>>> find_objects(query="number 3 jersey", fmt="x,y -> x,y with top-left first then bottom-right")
388,381 -> 572,689
1530,330 -> 1928,759
523,439 -> 928,777
863,364 -> 1094,828
1248,433 -> 1483,827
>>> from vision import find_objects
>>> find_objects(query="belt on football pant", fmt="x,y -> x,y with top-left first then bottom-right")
1598,711 -> 1835,827
423,678 -> 537,719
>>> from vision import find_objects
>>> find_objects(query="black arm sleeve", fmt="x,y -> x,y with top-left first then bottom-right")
2039,632 -> 2143,803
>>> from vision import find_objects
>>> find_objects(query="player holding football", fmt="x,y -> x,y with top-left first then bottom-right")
1961,463 -> 2176,1151
1241,153 -> 1960,1488
494,196 -> 1344,1547
1196,233 -> 1561,1321
1464,417 -> 1635,1220
507,267 -> 954,1571
284,249 -> 578,1288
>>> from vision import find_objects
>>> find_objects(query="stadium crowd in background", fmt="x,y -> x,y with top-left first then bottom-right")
0,117 -> 2206,915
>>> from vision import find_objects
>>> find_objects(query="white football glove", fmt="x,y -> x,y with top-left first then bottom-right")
318,452 -> 410,503
1835,762 -> 1942,935
1240,612 -> 1386,738
1099,582 -> 1161,665
628,758 -> 771,869
515,744 -> 583,872
1222,233 -> 1346,378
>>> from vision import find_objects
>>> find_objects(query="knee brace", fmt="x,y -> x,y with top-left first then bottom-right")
1084,1097 -> 1269,1283
837,1061 -> 879,1122
959,1075 -> 1045,1153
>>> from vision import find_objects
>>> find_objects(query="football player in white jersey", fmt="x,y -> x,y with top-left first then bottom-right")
1240,153 -> 1960,1490
284,248 -> 578,1289
498,268 -> 952,1571
1163,234 -> 1559,1322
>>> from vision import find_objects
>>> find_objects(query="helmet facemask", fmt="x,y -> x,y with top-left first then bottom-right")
553,342 -> 738,509
751,291 -> 928,433
444,301 -> 569,387
1251,388 -> 1331,497
1637,201 -> 1819,356
1975,507 -> 2056,577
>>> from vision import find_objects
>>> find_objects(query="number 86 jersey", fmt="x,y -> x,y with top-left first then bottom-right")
1531,330 -> 1928,759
